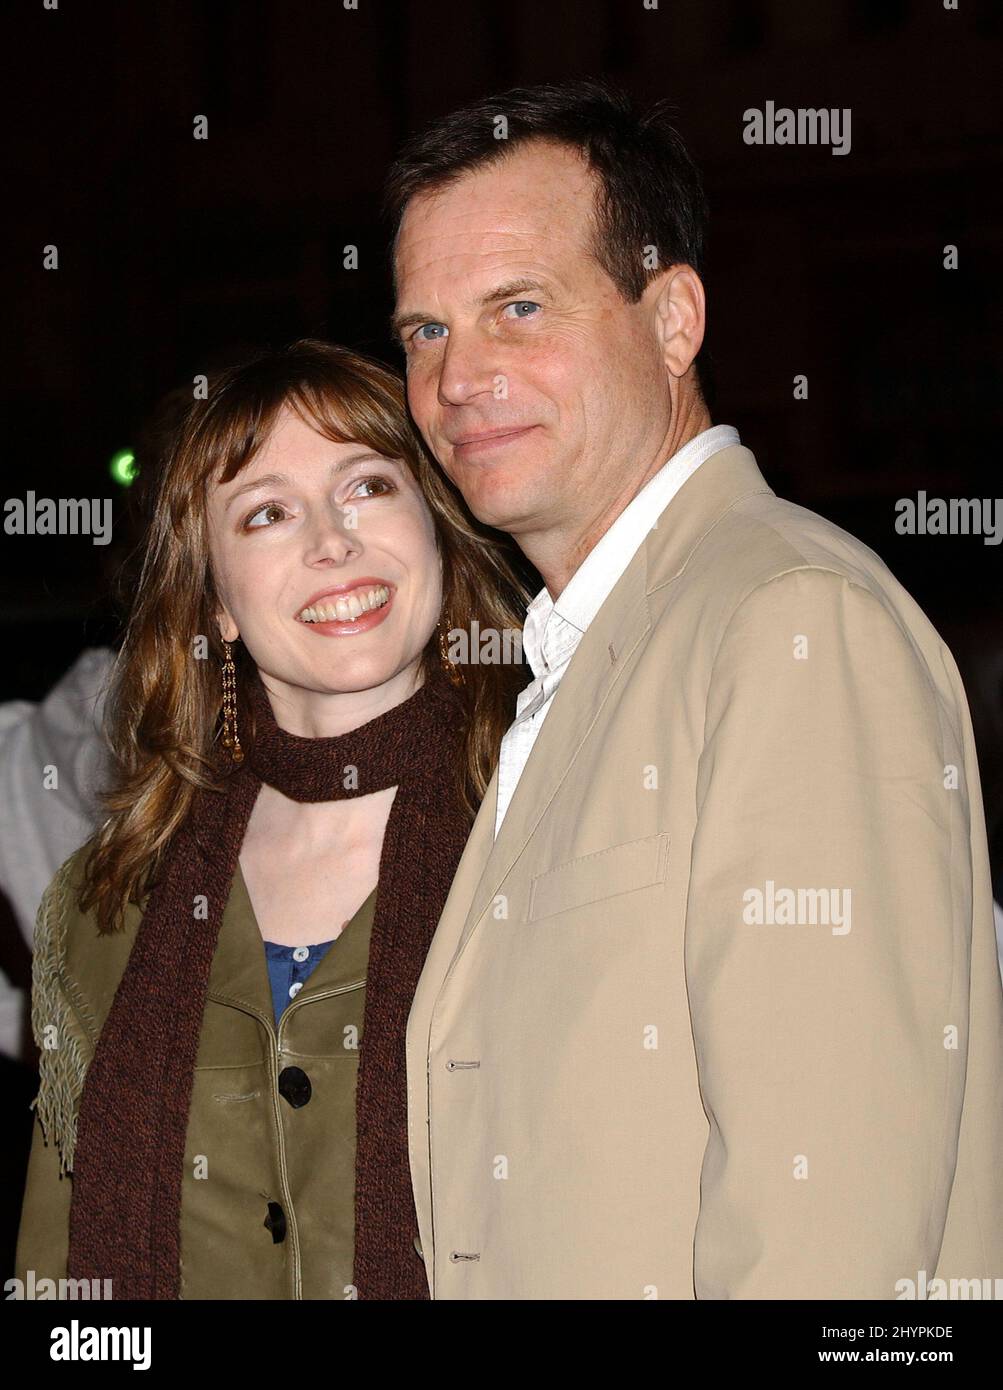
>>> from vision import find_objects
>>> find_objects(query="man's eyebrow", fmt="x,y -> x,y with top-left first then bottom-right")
478,276 -> 551,306
223,454 -> 393,511
389,308 -> 433,343
390,277 -> 553,343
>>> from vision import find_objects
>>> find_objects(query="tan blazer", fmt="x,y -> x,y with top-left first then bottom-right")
406,443 -> 1003,1299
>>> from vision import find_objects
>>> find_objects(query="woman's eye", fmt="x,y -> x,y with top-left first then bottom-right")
244,502 -> 287,529
351,476 -> 396,499
413,323 -> 447,344
502,300 -> 540,319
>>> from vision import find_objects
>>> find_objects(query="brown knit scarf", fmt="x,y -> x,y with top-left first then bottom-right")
67,659 -> 472,1299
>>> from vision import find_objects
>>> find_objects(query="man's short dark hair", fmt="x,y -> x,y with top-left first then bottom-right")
383,77 -> 714,406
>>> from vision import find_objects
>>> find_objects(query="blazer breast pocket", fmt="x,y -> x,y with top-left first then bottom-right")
526,832 -> 670,923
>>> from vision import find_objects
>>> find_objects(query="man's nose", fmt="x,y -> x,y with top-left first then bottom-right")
435,328 -> 501,408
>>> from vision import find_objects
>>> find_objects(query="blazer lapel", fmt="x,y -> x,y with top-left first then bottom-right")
449,443 -> 775,962
455,546 -> 652,957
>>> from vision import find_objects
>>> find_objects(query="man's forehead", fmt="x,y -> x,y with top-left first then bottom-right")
394,143 -> 595,283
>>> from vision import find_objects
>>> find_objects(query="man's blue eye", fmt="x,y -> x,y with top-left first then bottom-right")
505,301 -> 540,318
415,323 -> 447,342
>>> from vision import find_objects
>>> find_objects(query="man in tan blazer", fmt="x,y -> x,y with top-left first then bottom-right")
386,80 -> 1003,1298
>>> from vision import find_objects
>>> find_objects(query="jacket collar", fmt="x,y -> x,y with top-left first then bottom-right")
643,443 -> 773,594
521,425 -> 742,678
206,860 -> 376,1020
447,444 -> 774,957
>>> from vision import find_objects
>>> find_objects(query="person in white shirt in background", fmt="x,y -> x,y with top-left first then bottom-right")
0,647 -> 114,1060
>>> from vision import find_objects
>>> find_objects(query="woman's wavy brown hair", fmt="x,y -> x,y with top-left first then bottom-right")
79,338 -> 534,934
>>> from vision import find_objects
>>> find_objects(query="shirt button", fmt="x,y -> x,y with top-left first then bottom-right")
288,982 -> 303,999
292,946 -> 310,962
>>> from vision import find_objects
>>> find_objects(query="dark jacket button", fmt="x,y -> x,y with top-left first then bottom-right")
413,1232 -> 424,1260
264,1201 -> 286,1244
278,1065 -> 312,1108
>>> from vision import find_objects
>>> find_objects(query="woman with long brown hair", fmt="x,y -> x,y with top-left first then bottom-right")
15,338 -> 531,1300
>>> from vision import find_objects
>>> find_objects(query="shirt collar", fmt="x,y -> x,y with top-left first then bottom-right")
523,424 -> 741,680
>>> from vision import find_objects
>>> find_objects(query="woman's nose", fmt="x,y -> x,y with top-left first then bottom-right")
301,505 -> 362,564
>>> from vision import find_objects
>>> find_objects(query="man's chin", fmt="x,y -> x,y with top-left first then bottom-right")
464,482 -> 550,535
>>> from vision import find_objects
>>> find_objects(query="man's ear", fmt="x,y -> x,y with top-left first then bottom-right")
651,265 -> 706,380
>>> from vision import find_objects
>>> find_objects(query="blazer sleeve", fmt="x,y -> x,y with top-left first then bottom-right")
685,566 -> 973,1298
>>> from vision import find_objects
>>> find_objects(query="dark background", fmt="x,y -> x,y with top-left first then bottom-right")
6,0 -> 1001,677
3,0 -> 1002,1267
10,0 -> 999,824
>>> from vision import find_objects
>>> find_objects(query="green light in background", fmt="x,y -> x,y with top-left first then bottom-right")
109,449 -> 138,486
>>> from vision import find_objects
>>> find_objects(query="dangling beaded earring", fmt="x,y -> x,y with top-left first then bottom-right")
437,613 -> 464,688
221,639 -> 244,762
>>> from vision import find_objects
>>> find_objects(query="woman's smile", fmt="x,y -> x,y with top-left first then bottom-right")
295,579 -> 395,636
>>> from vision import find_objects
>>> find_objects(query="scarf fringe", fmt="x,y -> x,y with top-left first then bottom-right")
29,854 -> 93,1176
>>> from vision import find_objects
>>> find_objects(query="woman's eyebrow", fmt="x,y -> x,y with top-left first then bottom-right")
224,473 -> 289,509
223,455 -> 393,510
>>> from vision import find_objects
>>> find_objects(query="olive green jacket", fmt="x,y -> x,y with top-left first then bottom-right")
13,842 -> 404,1299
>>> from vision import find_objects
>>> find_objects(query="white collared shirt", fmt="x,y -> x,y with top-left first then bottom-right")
494,424 -> 741,839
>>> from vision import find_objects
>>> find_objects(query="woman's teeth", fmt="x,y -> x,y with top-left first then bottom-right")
298,584 -> 391,623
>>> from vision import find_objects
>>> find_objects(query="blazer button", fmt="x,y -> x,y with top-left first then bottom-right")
264,1201 -> 286,1244
413,1232 -> 424,1261
278,1065 -> 312,1108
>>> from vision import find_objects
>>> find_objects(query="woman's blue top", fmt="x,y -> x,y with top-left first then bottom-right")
262,937 -> 337,1029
